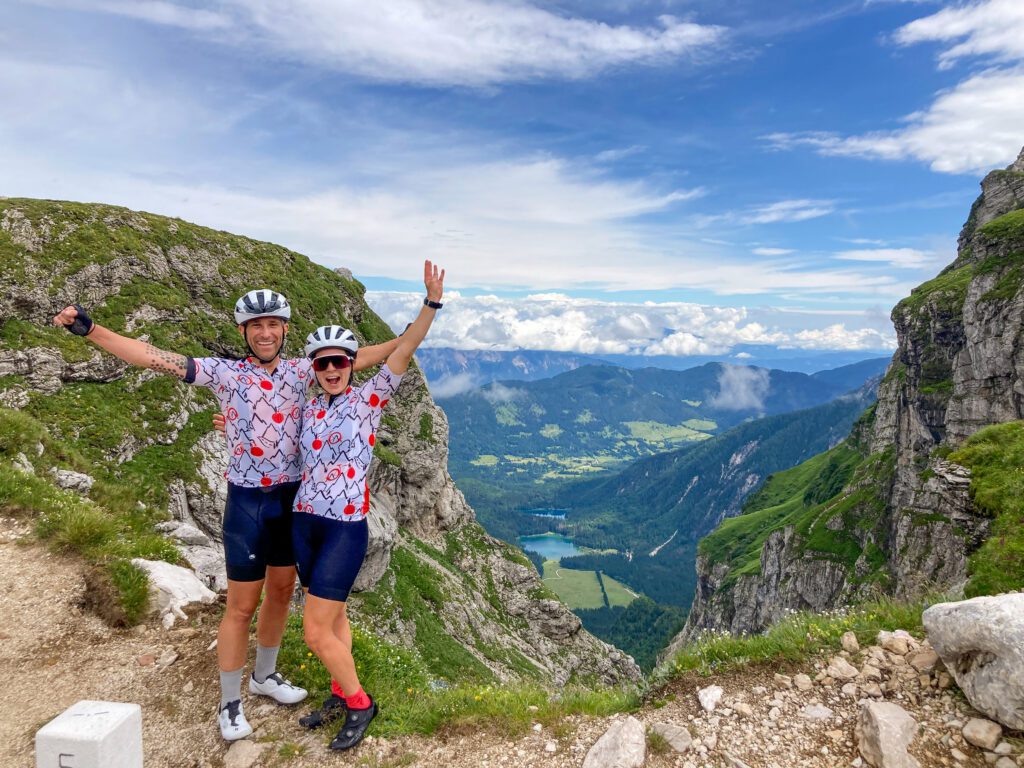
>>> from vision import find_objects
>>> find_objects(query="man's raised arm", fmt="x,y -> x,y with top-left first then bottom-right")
53,304 -> 189,379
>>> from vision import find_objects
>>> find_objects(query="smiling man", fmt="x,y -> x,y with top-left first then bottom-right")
53,290 -> 398,741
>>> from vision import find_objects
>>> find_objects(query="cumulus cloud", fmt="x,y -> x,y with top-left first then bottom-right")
366,291 -> 897,355
894,0 -> 1024,69
37,0 -> 726,87
792,324 -> 895,350
708,365 -> 771,411
764,0 -> 1024,175
481,382 -> 526,404
428,372 -> 480,399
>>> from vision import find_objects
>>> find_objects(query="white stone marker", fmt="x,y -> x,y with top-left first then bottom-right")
36,700 -> 142,768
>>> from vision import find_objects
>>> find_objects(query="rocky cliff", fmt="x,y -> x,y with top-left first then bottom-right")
0,198 -> 640,686
675,148 -> 1024,644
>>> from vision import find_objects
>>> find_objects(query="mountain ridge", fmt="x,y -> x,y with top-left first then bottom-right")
676,146 -> 1024,643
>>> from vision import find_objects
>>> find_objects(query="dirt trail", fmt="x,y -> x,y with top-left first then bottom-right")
1,518 -> 1015,768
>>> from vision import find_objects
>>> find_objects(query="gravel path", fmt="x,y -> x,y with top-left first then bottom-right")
1,517 -> 1020,768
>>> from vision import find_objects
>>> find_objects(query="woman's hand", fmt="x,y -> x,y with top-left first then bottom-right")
425,260 -> 445,303
212,412 -> 226,433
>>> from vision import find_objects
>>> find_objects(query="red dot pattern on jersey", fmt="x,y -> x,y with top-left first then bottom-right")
260,380 -> 273,391
272,412 -> 284,424
381,399 -> 389,407
369,394 -> 380,407
347,467 -> 355,479
312,439 -> 323,450
317,410 -> 326,419
344,504 -> 355,515
368,434 -> 375,446
260,477 -> 272,486
251,446 -> 264,457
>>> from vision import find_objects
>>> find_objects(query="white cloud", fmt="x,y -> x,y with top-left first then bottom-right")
700,199 -> 836,227
428,372 -> 481,398
748,199 -> 836,224
894,0 -> 1024,69
366,291 -> 897,355
835,247 -> 937,269
764,0 -> 1024,175
481,382 -> 526,404
596,145 -> 646,163
791,324 -> 895,351
27,0 -> 231,30
37,0 -> 726,87
752,247 -> 794,256
708,365 -> 771,411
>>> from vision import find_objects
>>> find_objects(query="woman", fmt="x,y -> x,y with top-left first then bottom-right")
294,259 -> 444,751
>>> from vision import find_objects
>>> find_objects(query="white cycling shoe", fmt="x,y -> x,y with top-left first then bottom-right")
249,672 -> 308,704
218,699 -> 253,741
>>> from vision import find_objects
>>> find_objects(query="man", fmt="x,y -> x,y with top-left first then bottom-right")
53,290 -> 397,740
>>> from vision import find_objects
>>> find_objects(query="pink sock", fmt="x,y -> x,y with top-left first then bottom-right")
331,679 -> 344,698
345,688 -> 371,710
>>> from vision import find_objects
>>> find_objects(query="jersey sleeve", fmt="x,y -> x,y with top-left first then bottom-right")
184,357 -> 234,391
357,364 -> 403,419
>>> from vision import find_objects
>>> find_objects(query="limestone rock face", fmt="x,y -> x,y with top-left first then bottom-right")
0,198 -> 641,686
924,594 -> 1024,729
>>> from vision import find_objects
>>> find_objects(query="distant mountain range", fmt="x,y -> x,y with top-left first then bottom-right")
417,346 -> 892,392
440,358 -> 889,488
553,385 -> 877,608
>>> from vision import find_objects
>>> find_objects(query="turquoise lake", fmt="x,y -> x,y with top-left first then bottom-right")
519,533 -> 580,561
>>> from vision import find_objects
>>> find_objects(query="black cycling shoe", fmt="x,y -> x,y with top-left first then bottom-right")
328,697 -> 378,751
298,694 -> 345,730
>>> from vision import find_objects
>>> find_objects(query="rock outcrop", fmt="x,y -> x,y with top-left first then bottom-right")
0,199 -> 640,686
676,147 -> 1024,641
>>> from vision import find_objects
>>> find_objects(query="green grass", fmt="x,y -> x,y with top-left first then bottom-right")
417,412 -> 434,442
541,560 -> 605,609
948,420 -> 1024,597
663,596 -> 929,677
622,420 -> 712,444
979,208 -> 1024,243
602,575 -> 638,608
894,263 -> 972,318
373,444 -> 403,467
278,611 -> 639,737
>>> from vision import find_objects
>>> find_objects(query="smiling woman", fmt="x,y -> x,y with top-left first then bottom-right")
291,260 -> 445,752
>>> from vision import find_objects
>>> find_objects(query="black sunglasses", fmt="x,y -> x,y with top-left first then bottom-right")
312,354 -> 353,372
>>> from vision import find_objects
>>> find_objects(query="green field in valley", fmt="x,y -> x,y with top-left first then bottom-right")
541,560 -> 637,610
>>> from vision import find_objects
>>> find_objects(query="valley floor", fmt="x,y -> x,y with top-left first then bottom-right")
1,517 -> 1018,768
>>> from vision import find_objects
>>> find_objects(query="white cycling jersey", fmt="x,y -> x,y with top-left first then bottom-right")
185,356 -> 313,487
294,364 -> 403,521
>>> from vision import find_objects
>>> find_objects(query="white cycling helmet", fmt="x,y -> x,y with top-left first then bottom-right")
234,289 -> 292,324
305,325 -> 359,358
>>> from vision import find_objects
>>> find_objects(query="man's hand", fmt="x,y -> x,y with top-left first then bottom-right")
212,412 -> 227,433
53,305 -> 94,336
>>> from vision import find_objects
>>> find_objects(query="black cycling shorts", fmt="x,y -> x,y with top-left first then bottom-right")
292,513 -> 368,602
223,481 -> 299,582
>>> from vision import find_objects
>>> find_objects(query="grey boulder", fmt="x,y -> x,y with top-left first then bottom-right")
923,593 -> 1024,729
857,701 -> 920,768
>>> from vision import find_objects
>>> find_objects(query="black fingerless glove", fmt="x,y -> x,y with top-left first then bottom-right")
67,304 -> 94,336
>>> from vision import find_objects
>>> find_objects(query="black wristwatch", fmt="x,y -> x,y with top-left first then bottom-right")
424,297 -> 443,310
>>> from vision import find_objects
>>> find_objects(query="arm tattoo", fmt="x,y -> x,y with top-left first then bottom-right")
145,344 -> 187,377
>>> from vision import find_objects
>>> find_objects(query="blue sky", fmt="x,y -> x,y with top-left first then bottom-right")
3,0 -> 1023,357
